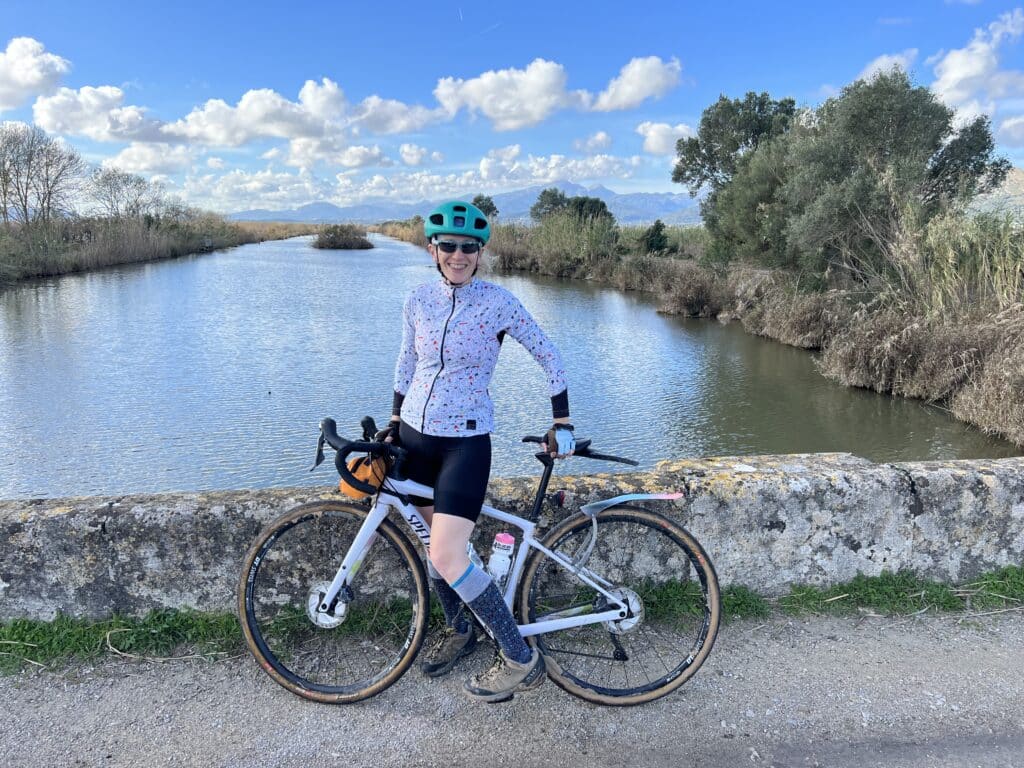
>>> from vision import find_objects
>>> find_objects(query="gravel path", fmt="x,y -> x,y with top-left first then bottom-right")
1,612 -> 1023,768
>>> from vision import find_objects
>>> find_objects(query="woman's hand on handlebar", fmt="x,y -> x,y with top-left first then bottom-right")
375,419 -> 401,445
543,422 -> 575,458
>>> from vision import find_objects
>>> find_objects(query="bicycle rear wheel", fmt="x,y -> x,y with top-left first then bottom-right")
238,500 -> 429,704
517,505 -> 720,706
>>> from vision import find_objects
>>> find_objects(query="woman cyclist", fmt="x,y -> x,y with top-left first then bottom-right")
379,200 -> 575,703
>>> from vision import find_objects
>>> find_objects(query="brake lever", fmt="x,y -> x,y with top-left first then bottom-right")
310,432 -> 326,471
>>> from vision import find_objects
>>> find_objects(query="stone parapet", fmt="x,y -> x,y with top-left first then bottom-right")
2,454 -> 1022,620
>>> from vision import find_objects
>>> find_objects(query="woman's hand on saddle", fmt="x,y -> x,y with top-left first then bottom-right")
543,422 -> 575,458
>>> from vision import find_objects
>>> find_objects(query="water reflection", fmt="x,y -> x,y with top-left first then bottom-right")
0,235 -> 1018,499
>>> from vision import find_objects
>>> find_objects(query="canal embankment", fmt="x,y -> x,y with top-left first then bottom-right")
3,454 -> 1022,621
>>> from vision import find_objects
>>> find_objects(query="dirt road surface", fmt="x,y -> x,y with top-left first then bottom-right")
1,613 -> 1022,768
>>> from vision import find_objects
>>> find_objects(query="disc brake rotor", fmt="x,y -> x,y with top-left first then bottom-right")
306,581 -> 347,629
603,587 -> 644,634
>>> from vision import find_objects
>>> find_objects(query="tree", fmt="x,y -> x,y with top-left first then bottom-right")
640,219 -> 668,254
471,194 -> 498,218
0,123 -> 84,226
672,91 -> 796,195
530,187 -> 568,221
781,69 -> 1010,280
565,195 -> 615,224
89,167 -> 160,219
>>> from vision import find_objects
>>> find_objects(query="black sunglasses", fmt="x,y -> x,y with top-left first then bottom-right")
435,240 -> 481,254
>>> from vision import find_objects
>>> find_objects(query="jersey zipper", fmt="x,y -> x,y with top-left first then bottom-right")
421,287 -> 458,432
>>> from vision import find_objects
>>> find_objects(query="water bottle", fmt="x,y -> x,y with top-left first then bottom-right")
486,532 -> 515,586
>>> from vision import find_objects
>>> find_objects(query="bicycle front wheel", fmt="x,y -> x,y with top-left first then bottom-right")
238,500 -> 429,704
517,505 -> 720,706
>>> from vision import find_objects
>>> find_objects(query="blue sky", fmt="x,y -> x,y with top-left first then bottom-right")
3,0 -> 1024,213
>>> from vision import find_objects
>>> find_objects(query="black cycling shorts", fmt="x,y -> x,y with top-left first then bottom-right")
398,421 -> 491,522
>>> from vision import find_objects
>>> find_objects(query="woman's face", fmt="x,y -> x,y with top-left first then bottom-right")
430,234 -> 482,285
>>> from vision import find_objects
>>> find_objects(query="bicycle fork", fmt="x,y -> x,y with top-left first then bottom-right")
314,498 -> 429,616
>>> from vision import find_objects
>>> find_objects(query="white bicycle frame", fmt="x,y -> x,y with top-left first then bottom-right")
314,474 -> 640,637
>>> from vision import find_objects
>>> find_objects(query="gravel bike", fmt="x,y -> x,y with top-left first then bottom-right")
238,417 -> 720,706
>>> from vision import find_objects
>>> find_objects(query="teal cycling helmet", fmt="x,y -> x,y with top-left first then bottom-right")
424,200 -> 491,244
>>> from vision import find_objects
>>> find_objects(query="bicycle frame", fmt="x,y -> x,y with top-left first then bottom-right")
315,474 -> 632,638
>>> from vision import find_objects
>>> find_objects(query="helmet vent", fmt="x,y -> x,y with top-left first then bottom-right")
429,213 -> 444,225
473,218 -> 487,230
453,205 -> 467,212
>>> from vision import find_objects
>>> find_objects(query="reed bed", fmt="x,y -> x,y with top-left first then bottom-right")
0,215 -> 263,284
312,223 -> 373,250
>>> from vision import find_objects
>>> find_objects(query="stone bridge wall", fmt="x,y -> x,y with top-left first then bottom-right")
2,453 -> 1022,620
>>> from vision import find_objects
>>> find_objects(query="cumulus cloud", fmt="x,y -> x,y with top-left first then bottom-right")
0,37 -> 70,112
297,77 -> 346,121
206,156 -> 225,169
574,131 -> 612,153
592,56 -> 681,112
33,85 -> 163,141
184,167 -> 334,211
285,135 -> 388,169
102,142 -> 194,174
635,121 -> 694,155
400,143 -> 444,166
858,48 -> 919,81
163,87 -> 326,145
931,9 -> 1024,121
353,95 -> 439,134
434,58 -> 589,131
998,114 -> 1024,145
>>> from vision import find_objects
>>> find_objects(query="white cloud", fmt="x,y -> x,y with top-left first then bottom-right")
635,121 -> 694,155
285,135 -> 388,169
33,85 -> 163,141
206,156 -> 225,169
353,95 -> 439,133
931,9 -> 1024,122
261,147 -> 281,160
434,58 -> 589,130
297,77 -> 346,121
398,144 -> 442,166
0,37 -> 70,112
102,142 -> 194,174
184,167 -> 334,211
574,131 -> 612,153
182,142 -> 648,212
592,56 -> 681,112
163,87 -> 326,146
858,48 -> 919,81
998,114 -> 1024,145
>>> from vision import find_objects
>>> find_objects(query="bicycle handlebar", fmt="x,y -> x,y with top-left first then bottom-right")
319,417 -> 409,495
521,435 -> 639,466
316,418 -> 640,496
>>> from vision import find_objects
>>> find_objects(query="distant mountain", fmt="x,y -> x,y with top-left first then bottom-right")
229,181 -> 702,226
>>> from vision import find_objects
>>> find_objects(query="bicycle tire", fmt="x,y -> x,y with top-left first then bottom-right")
516,505 -> 720,706
238,499 -> 429,704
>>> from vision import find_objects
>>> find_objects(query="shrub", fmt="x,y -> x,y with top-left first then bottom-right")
313,224 -> 373,250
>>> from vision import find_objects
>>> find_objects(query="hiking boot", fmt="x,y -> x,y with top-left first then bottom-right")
420,625 -> 478,678
463,647 -> 546,703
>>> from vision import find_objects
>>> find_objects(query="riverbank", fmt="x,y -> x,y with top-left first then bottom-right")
0,217 -> 317,287
2,611 -> 1021,767
371,222 -> 1024,449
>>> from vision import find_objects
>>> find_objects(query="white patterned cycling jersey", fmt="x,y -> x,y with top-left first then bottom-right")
394,278 -> 568,437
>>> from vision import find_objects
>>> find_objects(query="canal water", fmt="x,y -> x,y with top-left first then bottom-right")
0,234 -> 1017,499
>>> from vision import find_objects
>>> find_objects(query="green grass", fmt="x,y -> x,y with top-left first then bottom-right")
3,567 -> 1021,674
0,609 -> 241,674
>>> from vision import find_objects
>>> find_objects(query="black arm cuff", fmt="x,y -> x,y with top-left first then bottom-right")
551,389 -> 570,419
392,391 -> 405,418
